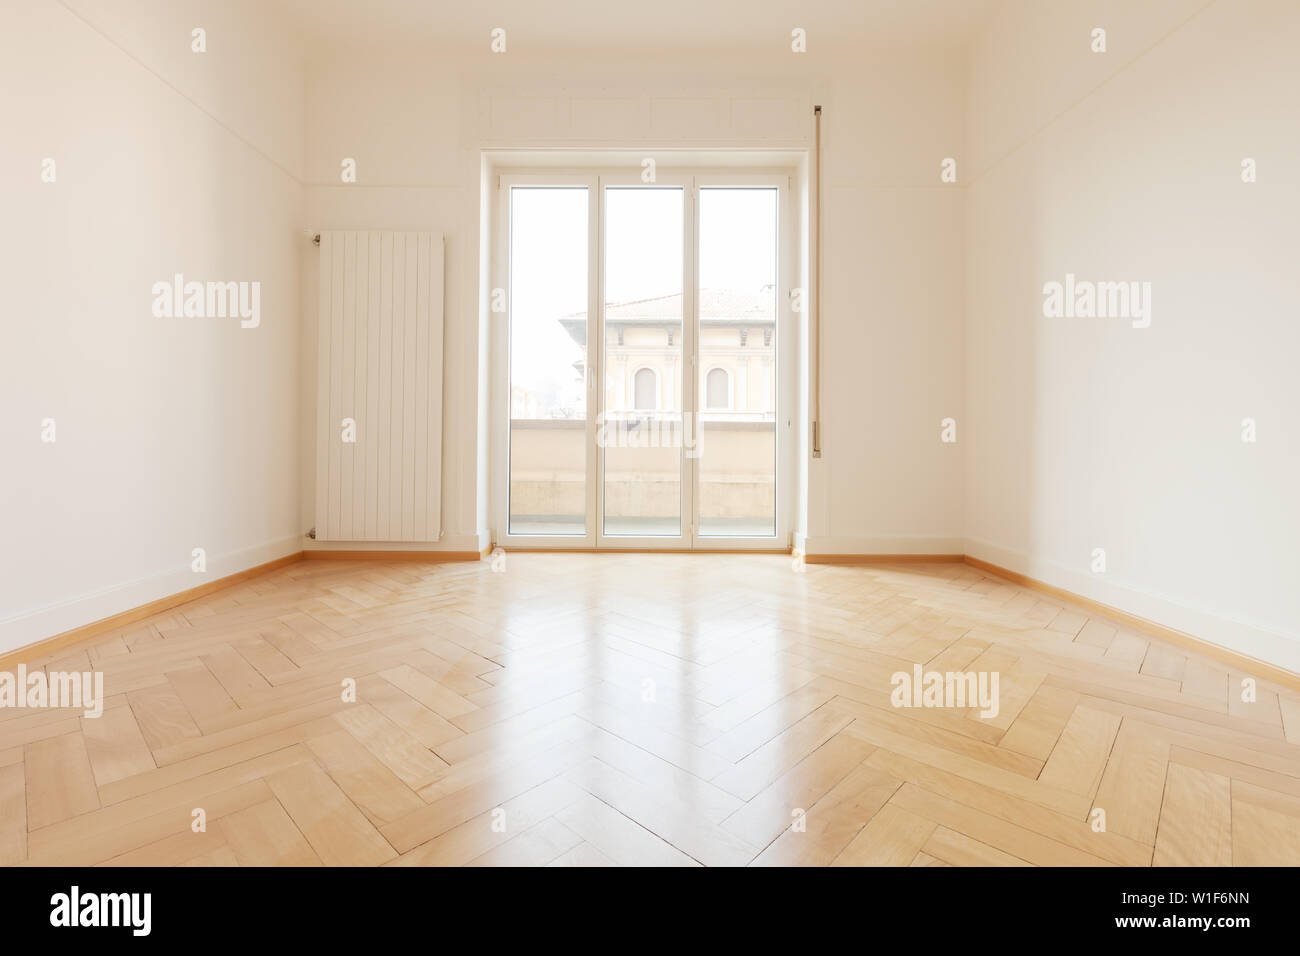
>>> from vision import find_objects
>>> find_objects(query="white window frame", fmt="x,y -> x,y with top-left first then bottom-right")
491,165 -> 794,552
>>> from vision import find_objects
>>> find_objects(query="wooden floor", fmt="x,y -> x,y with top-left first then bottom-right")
4,553 -> 1299,867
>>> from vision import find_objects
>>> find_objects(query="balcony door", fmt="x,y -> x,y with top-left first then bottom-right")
496,170 -> 790,551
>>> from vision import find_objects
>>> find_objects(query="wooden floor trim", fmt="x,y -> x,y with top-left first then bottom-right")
964,554 -> 1300,692
0,551 -> 306,671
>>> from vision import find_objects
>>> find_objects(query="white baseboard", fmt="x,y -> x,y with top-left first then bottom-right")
803,534 -> 964,555
964,536 -> 1300,675
0,535 -> 304,656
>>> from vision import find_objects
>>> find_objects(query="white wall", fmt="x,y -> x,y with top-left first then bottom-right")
806,55 -> 966,555
297,47 -> 968,557
963,0 -> 1300,669
0,0 -> 305,652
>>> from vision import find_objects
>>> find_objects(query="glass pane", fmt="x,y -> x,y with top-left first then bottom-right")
602,187 -> 683,537
698,188 -> 777,537
508,187 -> 587,535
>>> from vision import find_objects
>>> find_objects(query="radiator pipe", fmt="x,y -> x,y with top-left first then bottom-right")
812,105 -> 823,458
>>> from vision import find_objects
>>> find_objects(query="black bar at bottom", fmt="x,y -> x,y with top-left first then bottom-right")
2,866 -> 1281,942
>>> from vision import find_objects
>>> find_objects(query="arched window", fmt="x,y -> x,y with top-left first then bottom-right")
633,367 -> 657,410
705,367 -> 730,410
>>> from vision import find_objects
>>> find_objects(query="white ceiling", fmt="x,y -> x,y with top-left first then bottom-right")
273,0 -> 998,55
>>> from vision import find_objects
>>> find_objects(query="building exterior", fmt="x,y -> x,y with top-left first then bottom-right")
510,288 -> 777,535
559,288 -> 776,421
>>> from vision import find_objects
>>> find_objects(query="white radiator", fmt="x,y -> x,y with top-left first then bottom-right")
314,231 -> 444,542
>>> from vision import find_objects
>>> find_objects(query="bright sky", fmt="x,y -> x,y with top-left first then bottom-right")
510,185 -> 776,415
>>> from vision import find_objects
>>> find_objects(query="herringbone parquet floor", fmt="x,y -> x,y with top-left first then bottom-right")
3,553 -> 1299,866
